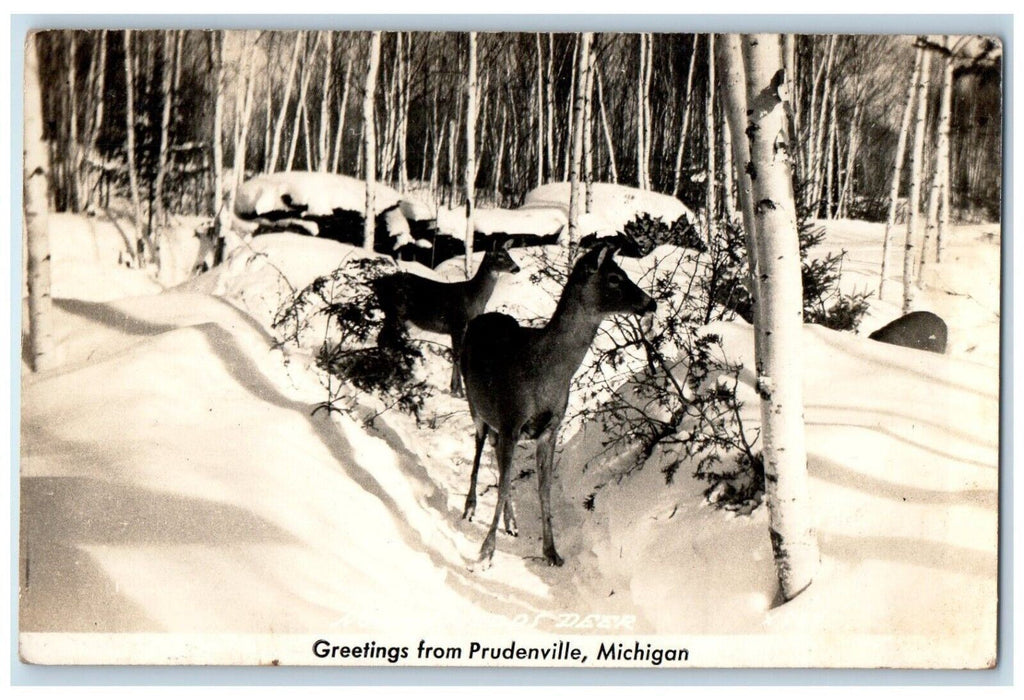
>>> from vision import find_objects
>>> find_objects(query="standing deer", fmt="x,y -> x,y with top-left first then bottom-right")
460,244 -> 657,569
373,243 -> 520,396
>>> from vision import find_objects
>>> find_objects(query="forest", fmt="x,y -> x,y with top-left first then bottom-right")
19,29 -> 1002,667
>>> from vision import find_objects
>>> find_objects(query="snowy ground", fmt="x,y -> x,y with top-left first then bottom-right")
18,211 -> 999,668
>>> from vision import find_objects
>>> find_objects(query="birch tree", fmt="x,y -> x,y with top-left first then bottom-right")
209,32 -> 225,219
24,32 -> 56,371
903,41 -> 932,314
879,44 -> 922,301
123,30 -> 145,264
933,39 -> 955,264
363,31 -> 381,250
735,33 -> 819,601
464,31 -> 478,277
568,32 -> 592,247
672,35 -> 699,197
595,68 -> 618,184
317,32 -> 334,172
705,34 -> 716,233
268,31 -> 304,173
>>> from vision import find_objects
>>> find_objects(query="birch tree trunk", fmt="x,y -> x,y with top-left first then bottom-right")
535,33 -> 545,188
584,36 -> 596,213
153,30 -> 175,241
568,32 -> 592,246
672,34 -> 699,197
705,34 -> 716,232
81,30 -> 107,212
25,32 -> 56,371
636,34 -> 648,190
123,30 -> 146,263
823,88 -> 837,219
66,32 -> 81,213
740,33 -> 819,602
717,34 -> 761,324
362,31 -> 381,250
879,46 -> 922,301
934,40 -> 954,264
596,69 -> 618,184
268,31 -> 304,173
331,54 -> 353,174
317,32 -> 334,172
286,33 -> 321,172
810,35 -> 836,215
464,31 -> 478,277
233,32 -> 257,200
903,42 -> 932,314
545,33 -> 555,184
209,32 -> 225,221
562,34 -> 578,182
721,107 -> 737,220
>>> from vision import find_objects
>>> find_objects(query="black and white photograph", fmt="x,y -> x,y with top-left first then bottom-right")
17,24 -> 1002,669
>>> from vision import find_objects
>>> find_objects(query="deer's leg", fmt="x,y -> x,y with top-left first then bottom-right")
476,430 -> 516,570
463,419 -> 488,521
535,426 -> 563,567
502,484 -> 518,537
449,329 -> 464,397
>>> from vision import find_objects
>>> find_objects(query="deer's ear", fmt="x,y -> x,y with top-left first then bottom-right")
501,238 -> 513,250
595,243 -> 619,267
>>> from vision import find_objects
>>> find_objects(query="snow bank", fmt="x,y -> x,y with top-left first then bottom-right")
436,206 -> 567,239
234,172 -> 403,219
522,182 -> 695,232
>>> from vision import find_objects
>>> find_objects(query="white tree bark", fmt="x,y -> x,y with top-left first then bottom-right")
286,32 -> 322,172
535,33 -> 545,188
209,32 -> 225,218
24,32 -> 56,371
879,45 -> 922,301
903,41 -> 932,314
595,68 -> 619,185
568,32 -> 592,247
362,31 -> 381,250
464,31 -> 478,277
934,39 -> 955,264
123,30 -> 145,263
317,32 -> 334,172
672,34 -> 699,198
705,34 -> 716,232
330,53 -> 353,174
740,33 -> 819,602
268,31 -> 304,173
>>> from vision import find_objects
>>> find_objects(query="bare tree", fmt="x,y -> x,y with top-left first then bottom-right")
24,32 -> 56,371
879,44 -> 922,301
464,31 -> 478,277
331,51 -> 353,174
903,41 -> 932,314
568,32 -> 592,247
595,67 -> 618,184
286,32 -> 322,172
123,30 -> 145,264
705,34 -> 716,231
933,37 -> 955,264
268,31 -> 304,173
737,33 -> 819,601
672,34 -> 699,197
317,32 -> 334,172
363,31 -> 381,250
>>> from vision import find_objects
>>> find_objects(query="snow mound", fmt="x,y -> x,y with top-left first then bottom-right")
436,206 -> 567,239
234,172 -> 403,219
522,182 -> 695,232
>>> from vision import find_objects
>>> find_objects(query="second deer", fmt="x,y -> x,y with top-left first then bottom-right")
460,244 -> 657,569
373,243 -> 520,395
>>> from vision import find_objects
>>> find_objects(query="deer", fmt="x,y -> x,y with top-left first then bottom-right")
459,243 -> 657,569
868,310 -> 948,354
372,242 -> 520,396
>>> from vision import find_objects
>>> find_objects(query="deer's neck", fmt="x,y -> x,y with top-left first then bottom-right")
467,263 -> 497,296
542,283 -> 604,369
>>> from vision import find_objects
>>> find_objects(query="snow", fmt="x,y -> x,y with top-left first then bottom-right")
436,206 -> 567,239
523,182 -> 696,233
19,209 -> 999,668
234,171 -> 404,219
